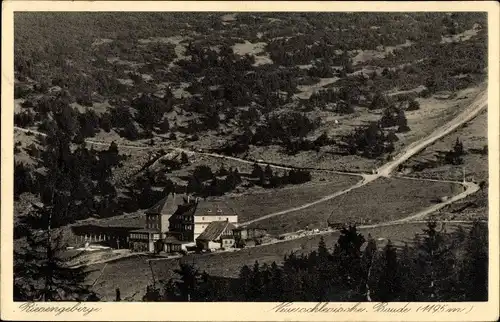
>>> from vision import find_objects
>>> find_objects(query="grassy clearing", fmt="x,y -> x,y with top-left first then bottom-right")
400,108 -> 488,221
402,109 -> 488,182
432,187 -> 488,221
222,175 -> 360,222
248,177 -> 464,235
88,221 -> 468,301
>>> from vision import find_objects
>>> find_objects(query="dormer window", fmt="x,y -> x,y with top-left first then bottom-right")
216,208 -> 222,213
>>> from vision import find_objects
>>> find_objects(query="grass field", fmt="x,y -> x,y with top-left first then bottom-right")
248,177 -> 464,235
222,175 -> 361,222
88,221 -> 469,301
402,108 -> 488,182
399,108 -> 488,221
432,187 -> 488,221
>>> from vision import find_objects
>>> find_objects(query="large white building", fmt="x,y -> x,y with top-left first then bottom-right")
168,196 -> 239,242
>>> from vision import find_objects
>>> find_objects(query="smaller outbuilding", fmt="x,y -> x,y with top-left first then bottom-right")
195,220 -> 236,250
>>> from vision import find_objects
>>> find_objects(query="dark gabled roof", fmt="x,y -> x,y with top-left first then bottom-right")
163,236 -> 183,244
146,193 -> 180,215
194,199 -> 238,217
174,201 -> 198,216
130,228 -> 159,233
74,214 -> 144,229
196,221 -> 236,241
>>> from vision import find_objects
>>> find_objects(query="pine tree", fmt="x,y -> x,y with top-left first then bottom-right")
453,137 -> 464,155
332,225 -> 366,292
398,242 -> 418,301
268,262 -> 284,301
459,220 -> 488,301
373,240 -> 401,301
14,204 -> 98,301
239,265 -> 253,301
264,164 -> 273,179
415,220 -> 458,301
251,163 -> 264,179
396,110 -> 411,133
14,128 -> 99,301
407,99 -> 420,111
316,236 -> 333,300
360,234 -> 377,301
173,263 -> 201,301
249,261 -> 262,300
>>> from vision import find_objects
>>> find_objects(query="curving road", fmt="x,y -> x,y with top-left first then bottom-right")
239,88 -> 487,227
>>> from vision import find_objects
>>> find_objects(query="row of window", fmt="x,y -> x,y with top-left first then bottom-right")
130,233 -> 161,240
171,224 -> 193,230
173,215 -> 193,222
130,233 -> 147,240
199,216 -> 230,221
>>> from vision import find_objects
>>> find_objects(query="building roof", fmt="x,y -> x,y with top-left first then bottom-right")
232,227 -> 266,232
196,221 -> 236,241
194,199 -> 238,217
129,228 -> 159,233
163,236 -> 183,244
74,214 -> 145,229
146,193 -> 180,215
172,200 -> 198,217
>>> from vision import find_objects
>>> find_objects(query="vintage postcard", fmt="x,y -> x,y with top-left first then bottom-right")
1,1 -> 499,321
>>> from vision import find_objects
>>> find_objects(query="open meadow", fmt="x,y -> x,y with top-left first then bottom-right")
248,177 -> 464,235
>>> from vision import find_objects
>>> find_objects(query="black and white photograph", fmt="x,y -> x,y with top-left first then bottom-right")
2,1 -> 499,321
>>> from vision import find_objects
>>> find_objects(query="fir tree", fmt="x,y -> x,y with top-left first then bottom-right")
459,220 -> 488,301
14,204 -> 98,301
360,234 -> 377,301
396,109 -> 411,133
407,99 -> 420,111
268,262 -> 284,301
14,128 -> 99,301
173,263 -> 201,301
415,220 -> 458,301
264,164 -> 273,179
374,240 -> 401,301
316,236 -> 333,300
332,225 -> 366,291
239,265 -> 253,301
251,163 -> 264,179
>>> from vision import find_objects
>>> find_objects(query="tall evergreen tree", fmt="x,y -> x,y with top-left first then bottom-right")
173,263 -> 201,301
14,128 -> 99,301
415,221 -> 458,301
459,220 -> 488,301
360,234 -> 377,301
332,225 -> 366,294
373,240 -> 401,301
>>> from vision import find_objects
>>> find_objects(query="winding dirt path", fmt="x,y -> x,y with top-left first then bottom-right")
239,88 -> 487,226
